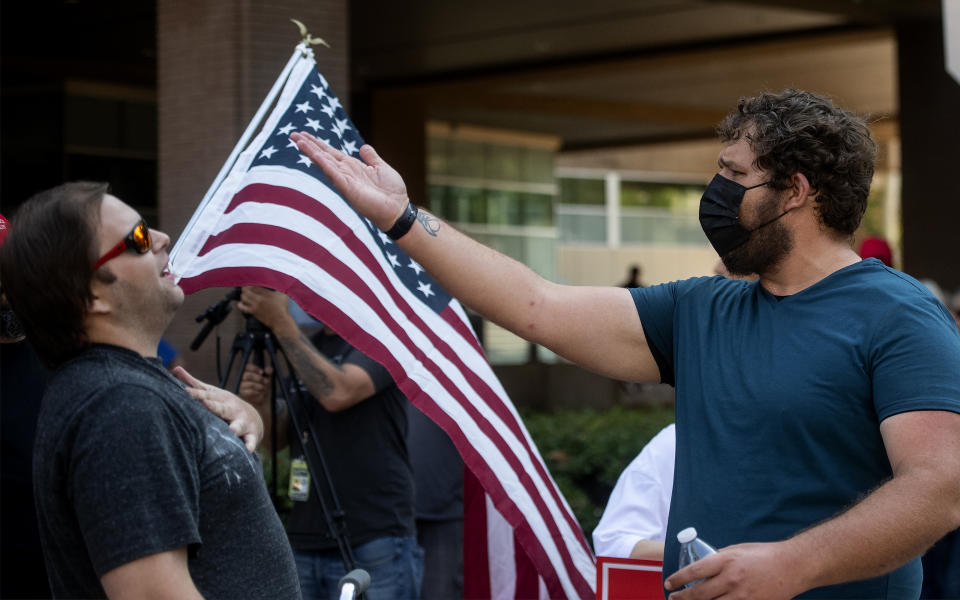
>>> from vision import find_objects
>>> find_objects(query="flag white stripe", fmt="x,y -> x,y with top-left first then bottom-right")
486,493 -> 517,600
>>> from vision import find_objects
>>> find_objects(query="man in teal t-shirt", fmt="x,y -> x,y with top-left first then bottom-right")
633,259 -> 960,598
291,88 -> 960,599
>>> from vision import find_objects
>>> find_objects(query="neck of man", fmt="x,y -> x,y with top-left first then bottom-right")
758,222 -> 861,297
85,316 -> 164,359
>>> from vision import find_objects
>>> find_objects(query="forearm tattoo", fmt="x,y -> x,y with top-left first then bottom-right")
277,332 -> 339,399
417,210 -> 441,237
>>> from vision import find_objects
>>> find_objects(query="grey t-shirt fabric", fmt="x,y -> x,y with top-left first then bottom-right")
33,343 -> 300,599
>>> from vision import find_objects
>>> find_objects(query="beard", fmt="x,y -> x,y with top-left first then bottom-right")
111,277 -> 184,335
721,193 -> 794,277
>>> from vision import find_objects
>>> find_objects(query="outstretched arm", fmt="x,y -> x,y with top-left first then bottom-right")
292,132 -> 660,383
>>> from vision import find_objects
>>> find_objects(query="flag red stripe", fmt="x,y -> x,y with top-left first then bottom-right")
515,533 -> 541,600
214,184 -> 591,554
440,306 -> 486,357
463,467 -> 491,600
180,265 -> 581,598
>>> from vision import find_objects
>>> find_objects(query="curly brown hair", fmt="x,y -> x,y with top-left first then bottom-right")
717,89 -> 877,236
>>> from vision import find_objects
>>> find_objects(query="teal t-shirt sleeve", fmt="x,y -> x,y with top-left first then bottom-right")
871,294 -> 960,420
630,281 -> 683,385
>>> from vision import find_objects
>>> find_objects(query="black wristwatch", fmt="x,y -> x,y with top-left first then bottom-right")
386,202 -> 418,241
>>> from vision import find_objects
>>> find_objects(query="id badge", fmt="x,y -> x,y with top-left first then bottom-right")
289,456 -> 311,502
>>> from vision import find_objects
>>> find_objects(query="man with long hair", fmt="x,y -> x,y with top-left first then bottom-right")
0,184 -> 300,598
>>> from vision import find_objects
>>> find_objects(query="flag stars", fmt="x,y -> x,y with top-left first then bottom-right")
295,101 -> 314,113
259,146 -> 278,159
336,118 -> 351,134
297,154 -> 313,168
416,281 -> 435,298
309,84 -> 327,101
305,118 -> 323,132
342,140 -> 358,155
287,139 -> 299,150
408,259 -> 424,276
329,96 -> 342,111
277,122 -> 296,135
386,252 -> 401,268
320,103 -> 336,118
378,230 -> 392,245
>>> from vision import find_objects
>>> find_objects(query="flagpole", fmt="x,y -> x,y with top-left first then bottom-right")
169,44 -> 309,263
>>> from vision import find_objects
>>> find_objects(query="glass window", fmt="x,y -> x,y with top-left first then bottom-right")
523,148 -> 555,184
427,136 -> 449,176
521,193 -> 554,227
447,139 -> 484,178
486,144 -> 522,181
559,177 -> 604,205
557,210 -> 606,244
486,189 -> 522,225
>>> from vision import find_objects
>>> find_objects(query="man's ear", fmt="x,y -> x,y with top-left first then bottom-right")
783,172 -> 814,212
87,279 -> 112,315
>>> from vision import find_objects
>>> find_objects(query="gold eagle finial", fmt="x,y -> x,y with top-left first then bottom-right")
291,19 -> 330,48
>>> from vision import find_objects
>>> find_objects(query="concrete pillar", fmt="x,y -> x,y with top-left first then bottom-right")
157,0 -> 349,381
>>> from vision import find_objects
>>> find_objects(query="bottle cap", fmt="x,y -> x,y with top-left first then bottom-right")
677,527 -> 698,543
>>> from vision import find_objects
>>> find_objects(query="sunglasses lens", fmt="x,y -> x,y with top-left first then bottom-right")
132,222 -> 151,253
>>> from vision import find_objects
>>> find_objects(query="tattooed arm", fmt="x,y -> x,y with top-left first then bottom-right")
238,286 -> 376,412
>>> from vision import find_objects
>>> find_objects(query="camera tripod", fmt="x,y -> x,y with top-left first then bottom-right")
192,289 -> 369,597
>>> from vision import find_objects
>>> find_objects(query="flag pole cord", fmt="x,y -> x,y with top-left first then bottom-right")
170,45 -> 308,263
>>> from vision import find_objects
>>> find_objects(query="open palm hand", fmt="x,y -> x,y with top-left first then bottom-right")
291,131 -> 409,230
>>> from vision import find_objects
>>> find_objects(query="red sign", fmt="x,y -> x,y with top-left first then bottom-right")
595,556 -> 664,600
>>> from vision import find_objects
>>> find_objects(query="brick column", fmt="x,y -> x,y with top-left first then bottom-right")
157,0 -> 348,381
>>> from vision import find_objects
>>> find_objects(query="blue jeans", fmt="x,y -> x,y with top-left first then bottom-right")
295,536 -> 423,600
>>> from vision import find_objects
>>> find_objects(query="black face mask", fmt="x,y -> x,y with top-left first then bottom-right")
699,174 -> 788,256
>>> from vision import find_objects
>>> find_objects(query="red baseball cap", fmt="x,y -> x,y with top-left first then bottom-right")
858,236 -> 892,267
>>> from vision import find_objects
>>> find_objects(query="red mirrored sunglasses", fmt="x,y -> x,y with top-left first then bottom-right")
91,219 -> 152,270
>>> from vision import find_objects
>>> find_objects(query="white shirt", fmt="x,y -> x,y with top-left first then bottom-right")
592,423 -> 675,558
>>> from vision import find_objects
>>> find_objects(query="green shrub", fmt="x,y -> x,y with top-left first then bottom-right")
522,405 -> 674,548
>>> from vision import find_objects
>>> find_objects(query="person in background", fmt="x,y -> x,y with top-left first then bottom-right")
0,213 -> 51,599
593,423 -> 675,561
620,264 -> 645,288
157,336 -> 185,370
0,183 -> 299,599
293,88 -> 960,599
858,235 -> 893,267
406,403 -> 464,600
237,286 -> 422,600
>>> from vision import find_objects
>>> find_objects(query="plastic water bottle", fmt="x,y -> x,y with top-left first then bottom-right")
677,527 -> 717,588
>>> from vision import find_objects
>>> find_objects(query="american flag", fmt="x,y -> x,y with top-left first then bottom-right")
170,47 -> 595,599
